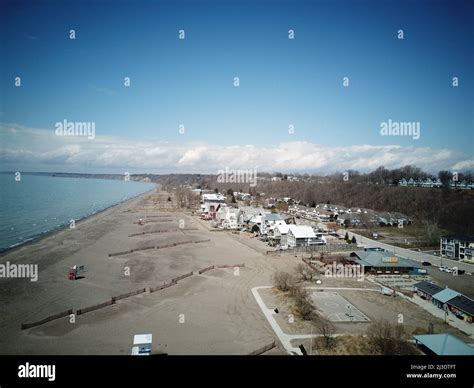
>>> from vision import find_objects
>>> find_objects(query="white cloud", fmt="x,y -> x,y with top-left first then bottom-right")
0,123 -> 472,174
452,159 -> 474,171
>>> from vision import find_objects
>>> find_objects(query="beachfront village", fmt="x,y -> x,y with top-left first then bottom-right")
3,180 -> 474,356
192,186 -> 474,355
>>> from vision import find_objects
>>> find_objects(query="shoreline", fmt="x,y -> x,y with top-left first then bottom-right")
0,190 -> 284,355
0,190 -> 472,355
0,187 -> 157,258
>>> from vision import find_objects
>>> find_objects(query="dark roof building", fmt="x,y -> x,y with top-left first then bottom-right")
413,281 -> 443,296
441,234 -> 474,242
413,282 -> 474,323
446,295 -> 474,321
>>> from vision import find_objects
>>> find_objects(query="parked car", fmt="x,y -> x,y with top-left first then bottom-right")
439,266 -> 448,272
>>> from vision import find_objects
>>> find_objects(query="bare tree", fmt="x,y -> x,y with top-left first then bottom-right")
288,283 -> 302,298
273,271 -> 297,292
185,190 -> 199,209
313,314 -> 336,349
366,319 -> 417,355
175,186 -> 187,208
296,297 -> 315,321
291,286 -> 315,320
438,170 -> 451,188
295,263 -> 316,281
327,222 -> 338,234
292,284 -> 309,300
423,219 -> 441,245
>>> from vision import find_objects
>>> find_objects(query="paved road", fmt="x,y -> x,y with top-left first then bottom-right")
252,286 -> 307,355
340,228 -> 474,273
296,216 -> 474,273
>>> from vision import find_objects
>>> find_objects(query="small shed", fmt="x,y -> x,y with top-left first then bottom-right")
131,334 -> 153,356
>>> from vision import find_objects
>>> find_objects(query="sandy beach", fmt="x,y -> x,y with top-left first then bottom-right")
0,190 -> 293,355
1,190 -> 471,355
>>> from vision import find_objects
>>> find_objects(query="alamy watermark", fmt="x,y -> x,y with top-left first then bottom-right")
380,119 -> 420,140
55,119 -> 95,140
18,362 -> 55,382
217,167 -> 257,187
324,262 -> 364,281
0,261 -> 38,282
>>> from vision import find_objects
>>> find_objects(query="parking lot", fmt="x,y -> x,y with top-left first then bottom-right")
374,275 -> 429,291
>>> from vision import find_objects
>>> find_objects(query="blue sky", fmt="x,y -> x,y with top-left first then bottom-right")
0,0 -> 472,173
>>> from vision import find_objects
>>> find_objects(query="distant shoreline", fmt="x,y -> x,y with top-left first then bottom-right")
0,187 -> 156,257
0,171 -> 152,182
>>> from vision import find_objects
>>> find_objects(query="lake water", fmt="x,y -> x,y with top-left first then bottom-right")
0,173 -> 155,251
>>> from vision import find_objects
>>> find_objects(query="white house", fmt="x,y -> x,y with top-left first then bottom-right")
223,208 -> 242,229
287,225 -> 326,248
248,214 -> 264,230
272,222 -> 290,246
201,193 -> 225,203
215,206 -> 242,229
259,213 -> 284,235
240,207 -> 266,223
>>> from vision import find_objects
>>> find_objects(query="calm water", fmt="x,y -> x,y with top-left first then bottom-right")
0,174 -> 155,251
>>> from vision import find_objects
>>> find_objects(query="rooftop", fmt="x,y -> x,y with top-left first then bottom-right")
441,234 -> 474,242
351,251 -> 421,269
447,294 -> 474,316
263,213 -> 284,222
432,288 -> 460,304
413,280 -> 443,295
413,334 -> 474,356
275,223 -> 290,234
288,225 -> 316,238
202,193 -> 226,202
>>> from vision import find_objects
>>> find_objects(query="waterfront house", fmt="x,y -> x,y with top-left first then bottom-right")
287,225 -> 325,247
